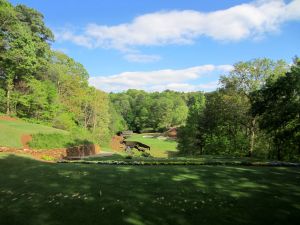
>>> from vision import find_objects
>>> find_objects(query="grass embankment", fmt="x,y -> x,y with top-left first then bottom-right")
0,119 -> 67,148
0,118 -> 97,149
126,133 -> 177,157
0,153 -> 299,225
29,130 -> 95,149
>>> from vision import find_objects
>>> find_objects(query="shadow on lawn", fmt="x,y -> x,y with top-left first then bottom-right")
0,154 -> 300,225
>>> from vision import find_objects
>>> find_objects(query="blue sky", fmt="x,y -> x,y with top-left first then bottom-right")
10,0 -> 300,92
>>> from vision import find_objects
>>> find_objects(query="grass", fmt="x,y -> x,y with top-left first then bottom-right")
77,154 -> 300,166
0,153 -> 300,225
126,133 -> 178,157
29,132 -> 94,149
0,119 -> 67,148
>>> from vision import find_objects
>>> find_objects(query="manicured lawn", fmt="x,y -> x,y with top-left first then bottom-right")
0,153 -> 299,225
126,133 -> 178,157
0,119 -> 67,148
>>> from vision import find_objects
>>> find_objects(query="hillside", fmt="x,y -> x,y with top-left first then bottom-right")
0,117 -> 67,148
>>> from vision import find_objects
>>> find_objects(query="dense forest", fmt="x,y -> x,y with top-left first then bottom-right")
0,0 -> 118,144
178,59 -> 300,161
0,0 -> 299,160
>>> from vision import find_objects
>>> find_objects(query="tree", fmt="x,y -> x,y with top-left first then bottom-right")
109,90 -> 189,132
251,60 -> 300,160
0,0 -> 53,115
177,93 -> 205,155
201,90 -> 249,155
220,58 -> 288,156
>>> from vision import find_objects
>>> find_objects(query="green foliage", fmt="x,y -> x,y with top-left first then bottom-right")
178,58 -> 290,159
0,2 -> 113,145
251,60 -> 300,160
110,89 -> 189,132
52,112 -> 76,131
108,102 -> 127,134
177,93 -> 206,155
0,88 -> 6,112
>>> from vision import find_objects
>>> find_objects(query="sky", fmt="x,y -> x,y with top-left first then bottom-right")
9,0 -> 300,92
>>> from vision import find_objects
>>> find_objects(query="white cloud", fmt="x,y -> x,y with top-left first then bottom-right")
89,64 -> 232,92
56,0 -> 300,52
54,30 -> 93,48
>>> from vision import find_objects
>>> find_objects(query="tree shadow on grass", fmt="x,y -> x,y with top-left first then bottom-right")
0,154 -> 300,225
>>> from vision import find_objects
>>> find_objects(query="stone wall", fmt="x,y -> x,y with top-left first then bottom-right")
0,144 -> 101,161
66,144 -> 101,157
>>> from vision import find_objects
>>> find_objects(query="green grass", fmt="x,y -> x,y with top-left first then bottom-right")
29,132 -> 94,149
0,119 -> 68,148
0,153 -> 299,225
78,154 -> 300,166
29,133 -> 74,149
126,133 -> 178,157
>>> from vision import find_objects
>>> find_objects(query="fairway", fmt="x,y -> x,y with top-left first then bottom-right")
0,153 -> 299,225
126,133 -> 178,157
0,119 -> 68,148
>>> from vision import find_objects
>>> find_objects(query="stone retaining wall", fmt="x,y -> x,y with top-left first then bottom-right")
0,144 -> 101,161
66,144 -> 100,157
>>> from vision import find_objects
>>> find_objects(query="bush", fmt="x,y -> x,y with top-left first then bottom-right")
52,113 -> 76,131
141,152 -> 151,157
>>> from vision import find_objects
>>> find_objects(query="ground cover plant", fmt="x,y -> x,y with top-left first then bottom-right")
0,153 -> 299,225
75,154 -> 300,166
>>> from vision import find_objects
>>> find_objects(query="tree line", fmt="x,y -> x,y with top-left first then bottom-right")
178,58 -> 300,161
109,90 -> 198,132
0,0 -> 122,144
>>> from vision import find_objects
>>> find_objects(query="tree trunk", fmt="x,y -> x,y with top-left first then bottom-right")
249,118 -> 256,157
84,102 -> 88,129
6,77 -> 13,115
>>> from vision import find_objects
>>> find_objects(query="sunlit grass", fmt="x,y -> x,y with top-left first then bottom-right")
126,133 -> 178,157
0,120 -> 67,148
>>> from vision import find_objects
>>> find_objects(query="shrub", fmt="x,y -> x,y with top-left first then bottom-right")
141,152 -> 151,157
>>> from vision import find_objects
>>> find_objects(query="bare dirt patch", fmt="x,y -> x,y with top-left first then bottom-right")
0,147 -> 67,162
0,115 -> 19,121
21,134 -> 32,149
110,135 -> 125,151
164,127 -> 177,139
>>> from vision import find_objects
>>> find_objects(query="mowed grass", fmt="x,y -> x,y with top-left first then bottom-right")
0,119 -> 67,148
0,153 -> 300,225
126,133 -> 178,157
